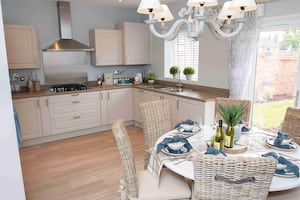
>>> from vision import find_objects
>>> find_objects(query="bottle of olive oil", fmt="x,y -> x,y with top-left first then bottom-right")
213,120 -> 224,151
224,114 -> 235,148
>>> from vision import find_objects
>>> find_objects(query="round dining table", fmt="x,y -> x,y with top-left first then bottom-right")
153,125 -> 300,193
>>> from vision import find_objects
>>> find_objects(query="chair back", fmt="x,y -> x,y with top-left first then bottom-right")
112,119 -> 139,199
282,107 -> 300,145
139,99 -> 172,149
215,97 -> 251,126
192,153 -> 277,200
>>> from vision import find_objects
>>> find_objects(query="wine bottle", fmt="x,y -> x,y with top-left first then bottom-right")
224,114 -> 235,148
213,120 -> 224,151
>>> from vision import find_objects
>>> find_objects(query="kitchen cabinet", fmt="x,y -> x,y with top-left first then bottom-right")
4,25 -> 40,69
89,29 -> 123,66
100,88 -> 133,125
13,97 -> 45,140
48,91 -> 101,135
133,88 -> 215,126
133,88 -> 162,124
177,97 -> 215,126
116,22 -> 151,65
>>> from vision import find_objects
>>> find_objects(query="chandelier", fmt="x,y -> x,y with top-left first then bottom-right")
137,0 -> 257,40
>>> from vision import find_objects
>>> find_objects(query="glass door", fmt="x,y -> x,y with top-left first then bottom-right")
253,29 -> 300,132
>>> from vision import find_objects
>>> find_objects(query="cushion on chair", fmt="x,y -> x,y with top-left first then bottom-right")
137,168 -> 191,200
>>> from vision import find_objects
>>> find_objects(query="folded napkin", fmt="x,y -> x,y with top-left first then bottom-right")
262,151 -> 299,177
156,135 -> 192,154
238,120 -> 250,132
204,147 -> 227,157
273,131 -> 292,149
174,119 -> 196,129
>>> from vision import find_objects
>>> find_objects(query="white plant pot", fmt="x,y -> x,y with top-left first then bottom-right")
185,74 -> 192,80
172,74 -> 178,79
222,123 -> 243,143
148,80 -> 155,84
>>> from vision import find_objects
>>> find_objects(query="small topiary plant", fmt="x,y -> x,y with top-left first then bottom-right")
169,66 -> 179,75
183,67 -> 195,75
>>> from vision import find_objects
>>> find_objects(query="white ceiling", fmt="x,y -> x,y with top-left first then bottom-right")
44,0 -> 272,9
45,0 -> 180,8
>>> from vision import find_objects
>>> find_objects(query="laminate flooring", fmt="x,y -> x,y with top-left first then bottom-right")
20,126 -> 144,200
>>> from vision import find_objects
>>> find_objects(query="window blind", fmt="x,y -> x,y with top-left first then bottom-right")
164,30 -> 199,81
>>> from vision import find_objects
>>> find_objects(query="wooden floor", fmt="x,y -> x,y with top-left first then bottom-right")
20,126 -> 144,200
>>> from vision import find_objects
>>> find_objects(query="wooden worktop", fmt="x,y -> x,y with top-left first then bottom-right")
12,82 -> 229,102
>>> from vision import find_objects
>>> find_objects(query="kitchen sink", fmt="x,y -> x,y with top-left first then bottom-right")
144,85 -> 186,93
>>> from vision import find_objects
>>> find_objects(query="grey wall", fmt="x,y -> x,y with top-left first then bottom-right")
151,1 -> 230,89
1,0 -> 149,85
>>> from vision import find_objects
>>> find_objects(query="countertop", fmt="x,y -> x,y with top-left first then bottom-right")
12,83 -> 229,102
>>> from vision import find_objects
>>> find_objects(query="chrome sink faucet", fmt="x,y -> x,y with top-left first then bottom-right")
176,70 -> 183,92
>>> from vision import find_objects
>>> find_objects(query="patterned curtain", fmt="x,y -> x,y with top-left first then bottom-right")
228,5 -> 264,100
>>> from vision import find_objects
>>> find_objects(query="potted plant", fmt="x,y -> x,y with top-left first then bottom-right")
218,103 -> 246,143
145,72 -> 156,84
169,66 -> 179,79
183,67 -> 195,80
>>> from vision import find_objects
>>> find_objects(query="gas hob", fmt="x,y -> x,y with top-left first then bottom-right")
49,84 -> 88,93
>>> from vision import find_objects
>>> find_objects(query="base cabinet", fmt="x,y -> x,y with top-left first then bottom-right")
13,97 -> 44,140
133,88 -> 215,126
101,88 -> 133,125
48,91 -> 101,135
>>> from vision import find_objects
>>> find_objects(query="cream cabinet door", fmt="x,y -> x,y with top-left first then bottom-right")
13,97 -> 43,140
117,22 -> 151,65
89,29 -> 123,66
108,88 -> 133,124
4,25 -> 40,69
177,98 -> 215,126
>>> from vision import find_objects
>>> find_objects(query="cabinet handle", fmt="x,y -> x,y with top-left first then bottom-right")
72,101 -> 80,104
108,93 -> 110,100
160,96 -> 164,99
101,93 -> 103,100
46,99 -> 49,107
71,93 -> 79,96
73,116 -> 81,119
177,100 -> 179,109
37,99 -> 40,108
138,90 -> 144,93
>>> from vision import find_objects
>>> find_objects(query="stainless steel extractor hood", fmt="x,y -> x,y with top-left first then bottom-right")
43,1 -> 94,52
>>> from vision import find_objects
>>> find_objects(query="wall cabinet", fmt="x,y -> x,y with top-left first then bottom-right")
13,97 -> 46,140
89,29 -> 123,66
4,25 -> 40,69
48,91 -> 101,135
116,22 -> 151,65
100,88 -> 133,125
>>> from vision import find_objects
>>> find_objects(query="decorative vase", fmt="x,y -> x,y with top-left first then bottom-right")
186,75 -> 192,80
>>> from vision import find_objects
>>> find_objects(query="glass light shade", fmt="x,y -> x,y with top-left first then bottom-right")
218,1 -> 241,20
187,0 -> 218,7
154,4 -> 174,22
229,0 -> 257,12
137,0 -> 163,14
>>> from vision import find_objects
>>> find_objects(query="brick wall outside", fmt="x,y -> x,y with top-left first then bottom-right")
255,53 -> 298,102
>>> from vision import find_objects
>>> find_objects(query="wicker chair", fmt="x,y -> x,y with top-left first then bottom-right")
192,152 -> 277,200
215,97 -> 252,126
112,119 -> 191,200
282,107 -> 300,145
139,99 -> 172,169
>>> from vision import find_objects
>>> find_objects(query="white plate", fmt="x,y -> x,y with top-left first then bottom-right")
161,146 -> 193,157
265,138 -> 297,151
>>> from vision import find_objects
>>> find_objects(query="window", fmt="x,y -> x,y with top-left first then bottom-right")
164,30 -> 199,81
253,29 -> 300,132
